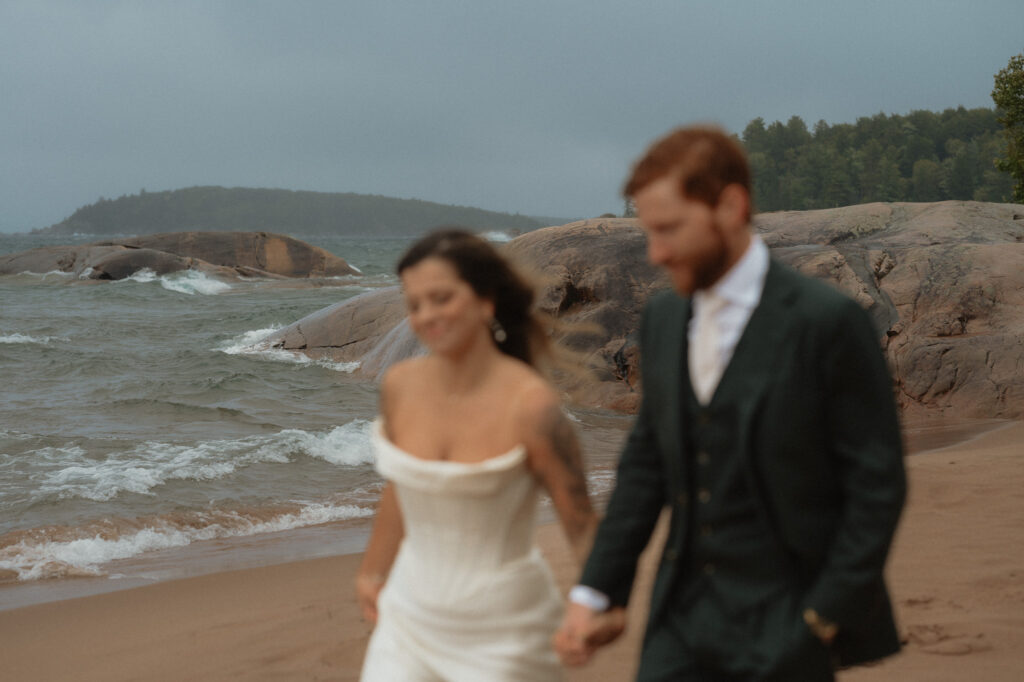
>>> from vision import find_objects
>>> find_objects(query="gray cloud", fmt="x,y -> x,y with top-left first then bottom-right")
2,0 -> 1022,231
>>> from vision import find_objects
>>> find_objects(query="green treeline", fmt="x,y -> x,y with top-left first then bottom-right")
38,186 -> 546,236
742,106 -> 1016,211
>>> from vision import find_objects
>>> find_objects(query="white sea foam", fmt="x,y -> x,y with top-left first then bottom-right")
123,268 -> 158,283
217,325 -> 284,352
118,268 -> 231,295
586,468 -> 617,496
0,333 -> 68,345
217,327 -> 360,373
14,269 -> 74,280
315,358 -> 363,372
295,419 -> 375,466
480,230 -> 515,243
160,270 -> 232,295
29,424 -> 376,503
323,273 -> 395,289
538,469 -> 617,510
0,502 -> 373,581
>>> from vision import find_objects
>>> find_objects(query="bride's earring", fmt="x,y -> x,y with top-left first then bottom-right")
490,318 -> 508,343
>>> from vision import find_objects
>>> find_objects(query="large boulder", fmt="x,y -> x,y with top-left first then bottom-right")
96,231 -> 358,278
266,203 -> 1024,421
267,219 -> 666,410
0,244 -> 208,279
0,231 -> 358,280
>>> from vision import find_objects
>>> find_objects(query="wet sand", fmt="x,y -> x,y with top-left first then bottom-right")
1,421 -> 1021,681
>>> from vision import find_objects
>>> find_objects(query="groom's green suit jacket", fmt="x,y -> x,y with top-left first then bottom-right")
580,258 -> 907,668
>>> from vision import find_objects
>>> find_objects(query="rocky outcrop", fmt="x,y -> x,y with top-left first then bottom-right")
0,231 -> 358,280
265,219 -> 665,410
502,219 -> 667,410
267,203 -> 1024,420
758,201 -> 1024,420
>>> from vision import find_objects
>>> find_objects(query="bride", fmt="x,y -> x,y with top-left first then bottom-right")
357,229 -> 596,681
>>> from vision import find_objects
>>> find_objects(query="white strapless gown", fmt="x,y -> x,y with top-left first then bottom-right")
360,420 -> 564,682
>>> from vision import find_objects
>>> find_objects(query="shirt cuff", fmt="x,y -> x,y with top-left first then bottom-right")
568,584 -> 611,612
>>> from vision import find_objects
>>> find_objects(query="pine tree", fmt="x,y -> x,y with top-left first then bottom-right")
991,53 -> 1024,201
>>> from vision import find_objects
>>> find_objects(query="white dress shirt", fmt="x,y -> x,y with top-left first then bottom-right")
688,234 -> 770,401
570,234 -> 769,611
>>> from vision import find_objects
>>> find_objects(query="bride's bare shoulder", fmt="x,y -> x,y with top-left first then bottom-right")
379,357 -> 433,418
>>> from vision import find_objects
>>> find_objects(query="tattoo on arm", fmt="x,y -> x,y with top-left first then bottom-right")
539,405 -> 594,548
542,405 -> 585,482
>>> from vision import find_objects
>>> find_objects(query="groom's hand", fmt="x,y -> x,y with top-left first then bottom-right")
553,602 -> 626,666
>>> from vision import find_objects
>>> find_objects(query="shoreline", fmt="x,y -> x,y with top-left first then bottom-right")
2,420 -> 1022,680
1,415 -> 1006,611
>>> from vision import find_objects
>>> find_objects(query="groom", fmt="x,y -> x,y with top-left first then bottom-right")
555,126 -> 907,680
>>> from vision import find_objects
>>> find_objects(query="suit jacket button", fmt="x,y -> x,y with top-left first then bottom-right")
697,451 -> 710,466
665,548 -> 678,562
698,489 -> 711,504
676,492 -> 688,506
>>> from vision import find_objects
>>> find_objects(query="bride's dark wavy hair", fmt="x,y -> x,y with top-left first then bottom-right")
397,228 -> 552,368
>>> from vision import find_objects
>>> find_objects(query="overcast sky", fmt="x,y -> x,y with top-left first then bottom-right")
2,1 -> 1022,232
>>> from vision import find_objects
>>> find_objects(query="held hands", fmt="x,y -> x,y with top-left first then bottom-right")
553,602 -> 627,666
355,572 -> 386,624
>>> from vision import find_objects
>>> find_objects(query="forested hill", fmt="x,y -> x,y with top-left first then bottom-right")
36,187 -> 548,236
741,106 -> 1015,211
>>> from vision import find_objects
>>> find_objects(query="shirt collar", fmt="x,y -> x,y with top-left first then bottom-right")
699,233 -> 769,309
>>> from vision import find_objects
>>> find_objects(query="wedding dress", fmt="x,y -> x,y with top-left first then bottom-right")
360,419 -> 564,681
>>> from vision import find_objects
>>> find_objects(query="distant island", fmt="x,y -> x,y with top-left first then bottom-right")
33,186 -> 554,236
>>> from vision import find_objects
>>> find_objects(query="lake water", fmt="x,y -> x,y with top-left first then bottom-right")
0,230 -> 631,609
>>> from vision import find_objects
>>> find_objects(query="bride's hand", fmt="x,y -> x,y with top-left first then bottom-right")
356,572 -> 386,624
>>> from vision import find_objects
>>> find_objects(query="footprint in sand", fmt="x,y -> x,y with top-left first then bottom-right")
901,596 -> 934,608
906,624 -> 991,656
921,639 -> 989,655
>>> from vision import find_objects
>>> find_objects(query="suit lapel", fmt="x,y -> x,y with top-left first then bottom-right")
658,294 -> 690,463
714,259 -> 805,576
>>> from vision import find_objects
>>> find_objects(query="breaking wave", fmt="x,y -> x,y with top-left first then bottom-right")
0,501 -> 374,581
118,268 -> 232,295
0,333 -> 69,345
21,420 -> 376,504
217,327 -> 361,373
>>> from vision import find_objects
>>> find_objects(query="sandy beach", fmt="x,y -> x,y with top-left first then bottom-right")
1,422 -> 1022,681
